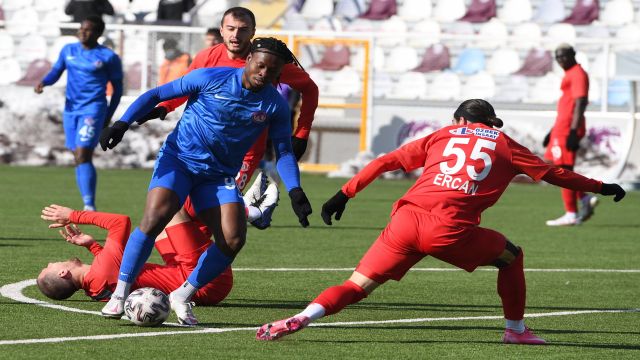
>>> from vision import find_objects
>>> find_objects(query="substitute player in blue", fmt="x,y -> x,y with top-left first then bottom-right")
98,38 -> 313,325
35,16 -> 123,211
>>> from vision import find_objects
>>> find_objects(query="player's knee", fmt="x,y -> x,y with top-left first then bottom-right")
141,209 -> 176,235
492,241 -> 522,268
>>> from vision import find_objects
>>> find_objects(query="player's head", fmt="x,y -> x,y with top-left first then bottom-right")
162,38 -> 182,60
554,43 -> 577,70
453,99 -> 504,128
220,7 -> 256,55
205,27 -> 223,47
243,37 -> 297,91
36,258 -> 83,300
78,16 -> 105,46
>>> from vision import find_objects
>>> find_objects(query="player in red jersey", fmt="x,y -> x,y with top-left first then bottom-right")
256,99 -> 626,344
137,6 -> 319,192
543,44 -> 598,226
36,205 -> 233,306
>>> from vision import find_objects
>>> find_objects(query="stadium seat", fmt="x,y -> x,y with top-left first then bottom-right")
0,6 -> 4,22
359,0 -> 397,20
48,36 -> 77,63
301,0 -> 334,20
16,58 -> 51,86
601,0 -> 634,26
588,78 -> 601,104
426,72 -> 461,100
2,0 -> 32,11
0,32 -> 15,59
16,34 -> 47,63
452,48 -> 486,75
433,0 -> 466,22
39,12 -> 62,38
195,0 -> 233,25
546,23 -> 576,49
33,0 -> 65,12
334,0 -> 367,20
282,12 -> 309,30
487,48 -> 521,76
372,71 -> 393,99
388,72 -> 428,100
408,20 -> 441,48
459,0 -> 496,23
313,45 -> 351,71
499,0 -> 532,24
446,21 -> 475,48
563,0 -> 599,25
527,73 -> 561,103
614,24 -> 640,51
377,16 -> 408,47
413,43 -> 450,72
384,46 -> 419,73
592,52 -> 616,79
345,18 -> 375,32
511,23 -> 542,50
0,58 -> 22,84
534,0 -> 565,24
398,0 -> 431,22
109,0 -> 132,14
515,48 -> 552,77
6,7 -> 39,36
306,68 -> 328,94
461,72 -> 496,99
130,0 -> 160,14
493,75 -> 528,103
325,66 -> 361,97
607,80 -> 631,106
311,16 -> 344,32
350,46 -> 385,72
477,18 -> 508,49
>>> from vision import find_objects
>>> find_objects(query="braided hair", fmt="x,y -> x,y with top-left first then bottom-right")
453,99 -> 504,128
250,37 -> 304,71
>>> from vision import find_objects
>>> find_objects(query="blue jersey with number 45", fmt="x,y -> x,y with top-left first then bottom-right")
120,67 -> 292,178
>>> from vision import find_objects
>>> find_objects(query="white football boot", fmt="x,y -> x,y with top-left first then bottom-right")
545,212 -> 579,226
243,171 -> 269,206
101,295 -> 125,319
250,183 -> 279,230
169,291 -> 198,326
578,195 -> 599,223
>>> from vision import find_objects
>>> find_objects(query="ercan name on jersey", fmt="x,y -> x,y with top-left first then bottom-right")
433,173 -> 479,195
449,127 -> 500,140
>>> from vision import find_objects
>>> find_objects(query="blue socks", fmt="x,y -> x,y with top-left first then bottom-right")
118,227 -> 155,283
187,244 -> 234,288
76,162 -> 97,208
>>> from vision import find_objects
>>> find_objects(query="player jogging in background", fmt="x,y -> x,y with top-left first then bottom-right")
137,6 -> 319,192
543,44 -> 598,226
256,99 -> 626,345
34,16 -> 123,211
98,37 -> 313,325
37,205 -> 232,306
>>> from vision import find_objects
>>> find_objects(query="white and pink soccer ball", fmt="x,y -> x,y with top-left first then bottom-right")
124,287 -> 170,327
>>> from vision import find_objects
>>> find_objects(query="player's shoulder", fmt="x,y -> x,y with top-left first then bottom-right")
194,44 -> 225,61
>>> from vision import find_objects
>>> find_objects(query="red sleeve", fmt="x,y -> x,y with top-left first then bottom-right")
571,67 -> 588,99
157,48 -> 209,113
69,211 -> 132,253
86,242 -> 103,256
542,167 -> 602,193
507,136 -> 553,181
279,64 -> 319,139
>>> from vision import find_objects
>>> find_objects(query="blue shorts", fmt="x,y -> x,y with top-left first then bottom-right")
63,111 -> 106,150
149,151 -> 243,213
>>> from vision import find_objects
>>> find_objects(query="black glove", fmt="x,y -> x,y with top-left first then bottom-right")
542,131 -> 551,147
136,106 -> 168,125
99,121 -> 129,151
566,129 -> 580,151
321,190 -> 349,225
289,187 -> 312,227
599,183 -> 626,202
291,136 -> 308,161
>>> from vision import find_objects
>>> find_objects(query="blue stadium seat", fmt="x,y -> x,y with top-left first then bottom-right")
453,48 -> 486,75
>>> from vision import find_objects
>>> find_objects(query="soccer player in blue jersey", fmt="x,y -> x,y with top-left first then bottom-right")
35,16 -> 123,211
98,38 -> 313,325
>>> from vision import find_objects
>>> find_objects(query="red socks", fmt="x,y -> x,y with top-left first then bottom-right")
312,280 -> 368,316
497,251 -> 526,320
561,189 -> 580,213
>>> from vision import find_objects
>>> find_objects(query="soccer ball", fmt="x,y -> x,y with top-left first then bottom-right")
124,287 -> 170,327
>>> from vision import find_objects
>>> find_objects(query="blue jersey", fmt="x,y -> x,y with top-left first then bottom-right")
121,67 -> 293,179
43,43 -> 123,114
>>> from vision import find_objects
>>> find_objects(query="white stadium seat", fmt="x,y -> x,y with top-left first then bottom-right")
334,0 -> 367,20
462,72 -> 496,99
2,0 -> 33,11
39,12 -> 62,38
301,0 -> 334,20
129,0 -> 160,13
325,66 -> 361,97
345,18 -> 375,32
499,0 -> 532,24
388,72 -> 428,100
592,52 -> 616,79
377,16 -> 408,47
306,68 -> 329,94
493,75 -> 529,103
433,0 -> 466,22
408,20 -> 441,48
534,0 -> 565,24
0,58 -> 22,84
398,0 -> 432,22
477,18 -> 508,49
614,24 -> 640,51
426,72 -> 461,100
601,0 -> 634,27
6,7 -> 39,36
16,34 -> 47,63
372,71 -> 393,99
384,46 -> 419,73
527,73 -> 561,104
33,0 -> 65,12
546,23 -> 576,49
311,17 -> 344,32
487,48 -> 521,76
511,23 -> 542,50
48,36 -> 77,63
0,32 -> 15,59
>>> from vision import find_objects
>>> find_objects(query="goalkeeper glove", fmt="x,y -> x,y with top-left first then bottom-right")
99,121 -> 129,151
599,183 -> 626,202
289,187 -> 312,227
542,130 -> 551,147
566,129 -> 580,151
321,190 -> 349,226
136,106 -> 168,125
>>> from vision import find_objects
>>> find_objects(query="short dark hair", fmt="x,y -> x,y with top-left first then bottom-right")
220,7 -> 256,29
37,272 -> 78,300
206,27 -> 221,36
84,15 -> 105,36
453,99 -> 504,128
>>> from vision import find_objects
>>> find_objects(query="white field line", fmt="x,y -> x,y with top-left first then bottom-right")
1,277 -> 639,346
232,268 -> 640,273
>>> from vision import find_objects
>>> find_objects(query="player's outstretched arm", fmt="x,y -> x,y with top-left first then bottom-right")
272,135 -> 312,227
41,204 -> 74,228
59,224 -> 96,247
541,167 -> 626,202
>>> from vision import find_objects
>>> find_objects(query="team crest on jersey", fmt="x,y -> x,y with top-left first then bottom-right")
449,127 -> 472,136
251,111 -> 267,123
94,60 -> 104,69
83,117 -> 95,126
449,127 -> 500,140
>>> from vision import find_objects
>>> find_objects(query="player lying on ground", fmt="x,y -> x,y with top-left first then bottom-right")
36,174 -> 277,305
98,37 -> 312,325
256,99 -> 626,345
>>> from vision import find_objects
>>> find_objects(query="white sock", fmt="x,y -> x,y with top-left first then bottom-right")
296,303 -> 326,321
113,280 -> 131,300
246,205 -> 262,222
566,212 -> 577,218
171,280 -> 198,302
506,319 -> 525,333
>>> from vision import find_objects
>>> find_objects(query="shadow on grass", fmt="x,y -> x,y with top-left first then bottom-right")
0,236 -> 60,241
264,225 -> 385,231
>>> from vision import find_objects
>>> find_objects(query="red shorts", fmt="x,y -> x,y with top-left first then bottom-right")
355,205 -> 507,284
544,132 -> 583,166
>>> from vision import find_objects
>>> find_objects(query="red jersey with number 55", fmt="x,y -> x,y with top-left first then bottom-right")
386,123 -> 551,226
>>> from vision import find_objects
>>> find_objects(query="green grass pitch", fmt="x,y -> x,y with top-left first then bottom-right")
0,165 -> 638,359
